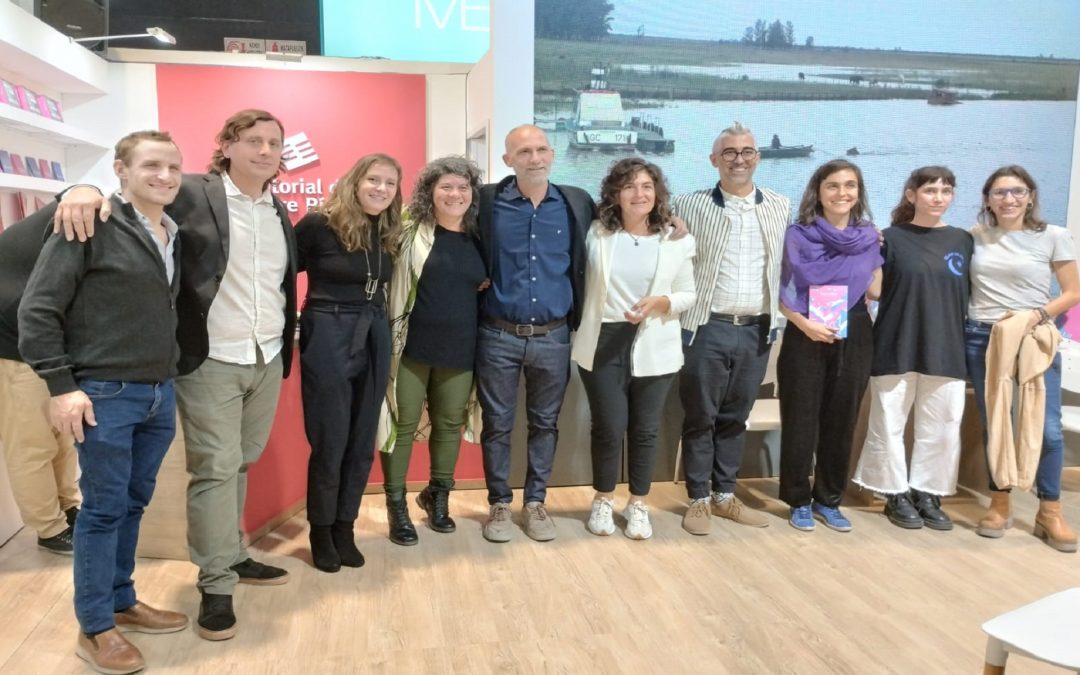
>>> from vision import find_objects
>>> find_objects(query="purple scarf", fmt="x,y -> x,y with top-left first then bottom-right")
779,217 -> 883,314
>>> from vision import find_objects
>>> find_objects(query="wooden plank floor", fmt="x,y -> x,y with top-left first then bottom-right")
1,471 -> 1078,674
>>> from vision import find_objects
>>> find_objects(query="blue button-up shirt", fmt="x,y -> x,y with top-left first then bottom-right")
481,181 -> 573,325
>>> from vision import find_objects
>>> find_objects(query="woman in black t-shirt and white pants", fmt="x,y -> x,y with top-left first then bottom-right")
852,166 -> 973,531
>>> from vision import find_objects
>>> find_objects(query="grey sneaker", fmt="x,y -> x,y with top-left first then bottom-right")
482,503 -> 514,543
523,501 -> 556,541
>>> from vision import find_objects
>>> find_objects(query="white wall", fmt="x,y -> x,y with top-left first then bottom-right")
466,48 -> 494,177
427,74 -> 468,159
484,0 -> 536,182
1068,67 -> 1080,236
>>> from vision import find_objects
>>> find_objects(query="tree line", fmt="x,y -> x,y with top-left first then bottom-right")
742,19 -> 811,49
535,0 -> 613,40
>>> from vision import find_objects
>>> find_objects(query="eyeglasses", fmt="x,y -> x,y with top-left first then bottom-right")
988,187 -> 1031,200
718,148 -> 759,162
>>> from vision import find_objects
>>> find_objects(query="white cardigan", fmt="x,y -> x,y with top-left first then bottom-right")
571,220 -> 696,376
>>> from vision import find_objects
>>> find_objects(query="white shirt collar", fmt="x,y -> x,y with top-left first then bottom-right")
221,170 -> 274,205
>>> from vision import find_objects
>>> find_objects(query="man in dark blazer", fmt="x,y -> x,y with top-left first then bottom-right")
56,110 -> 297,642
475,124 -> 596,543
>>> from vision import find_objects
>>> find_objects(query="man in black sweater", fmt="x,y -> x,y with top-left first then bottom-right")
0,202 -> 81,555
19,130 -> 189,675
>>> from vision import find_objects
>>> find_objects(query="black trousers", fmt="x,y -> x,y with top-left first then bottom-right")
679,318 -> 771,499
578,322 -> 675,496
777,307 -> 873,508
299,302 -> 390,526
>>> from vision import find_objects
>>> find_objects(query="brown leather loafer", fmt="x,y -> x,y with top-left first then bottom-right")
115,601 -> 189,634
76,628 -> 145,674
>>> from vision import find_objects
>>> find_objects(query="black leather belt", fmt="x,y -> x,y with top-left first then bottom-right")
484,316 -> 566,337
711,312 -> 768,326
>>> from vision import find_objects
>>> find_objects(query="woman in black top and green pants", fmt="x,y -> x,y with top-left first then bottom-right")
295,153 -> 402,572
377,156 -> 486,545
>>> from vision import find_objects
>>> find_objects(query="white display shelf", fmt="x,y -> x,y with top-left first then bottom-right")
0,172 -> 67,194
0,103 -> 110,149
0,3 -> 109,96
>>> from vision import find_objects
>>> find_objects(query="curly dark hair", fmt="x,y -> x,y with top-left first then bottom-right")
407,155 -> 483,234
596,157 -> 672,234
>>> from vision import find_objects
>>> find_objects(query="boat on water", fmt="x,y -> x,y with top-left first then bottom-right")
928,88 -> 960,105
566,67 -> 674,153
758,144 -> 814,159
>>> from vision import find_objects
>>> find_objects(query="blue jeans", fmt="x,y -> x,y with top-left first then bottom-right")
476,323 -> 571,504
964,321 -> 1063,500
74,379 -> 176,634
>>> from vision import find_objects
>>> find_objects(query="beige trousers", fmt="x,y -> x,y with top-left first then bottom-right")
177,354 -> 283,595
0,358 -> 80,537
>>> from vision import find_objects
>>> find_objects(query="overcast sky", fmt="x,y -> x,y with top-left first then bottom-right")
607,0 -> 1080,59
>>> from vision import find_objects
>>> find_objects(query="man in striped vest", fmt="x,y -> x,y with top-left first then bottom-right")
673,121 -> 791,535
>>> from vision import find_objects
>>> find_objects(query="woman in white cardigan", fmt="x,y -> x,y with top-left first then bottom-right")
572,157 -> 696,539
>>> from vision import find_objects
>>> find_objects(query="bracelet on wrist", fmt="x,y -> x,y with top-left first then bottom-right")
1036,307 -> 1050,324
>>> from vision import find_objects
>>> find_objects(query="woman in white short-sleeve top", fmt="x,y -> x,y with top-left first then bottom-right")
965,164 -> 1080,553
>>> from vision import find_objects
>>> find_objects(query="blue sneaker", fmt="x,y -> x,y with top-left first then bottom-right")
789,505 -> 815,531
812,503 -> 853,532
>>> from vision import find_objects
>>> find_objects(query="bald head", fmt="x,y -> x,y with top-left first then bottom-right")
504,125 -> 549,153
503,124 -> 554,188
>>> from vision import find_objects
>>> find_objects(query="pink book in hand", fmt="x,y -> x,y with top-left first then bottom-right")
809,285 -> 848,338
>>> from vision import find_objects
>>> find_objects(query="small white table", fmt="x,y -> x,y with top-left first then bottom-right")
982,588 -> 1080,673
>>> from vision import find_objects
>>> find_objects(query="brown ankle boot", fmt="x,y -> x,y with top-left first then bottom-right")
1033,500 -> 1078,553
976,491 -> 1012,539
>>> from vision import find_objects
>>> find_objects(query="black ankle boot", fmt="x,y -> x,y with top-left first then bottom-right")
417,478 -> 456,533
309,524 -> 341,573
386,489 -> 418,546
884,492 -> 923,529
911,489 -> 953,531
331,520 -> 365,567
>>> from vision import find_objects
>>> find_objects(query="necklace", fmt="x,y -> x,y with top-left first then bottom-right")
363,220 -> 383,301
625,229 -> 649,246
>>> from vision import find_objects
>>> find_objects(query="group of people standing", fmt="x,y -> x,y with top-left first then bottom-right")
0,108 -> 1077,675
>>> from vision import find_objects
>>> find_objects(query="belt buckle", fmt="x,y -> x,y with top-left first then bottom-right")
731,314 -> 749,326
514,323 -> 536,337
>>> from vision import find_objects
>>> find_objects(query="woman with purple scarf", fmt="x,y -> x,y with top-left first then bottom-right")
778,160 -> 882,532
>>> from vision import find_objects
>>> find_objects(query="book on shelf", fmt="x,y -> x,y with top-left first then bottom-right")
0,150 -> 12,174
24,156 -> 41,178
16,86 -> 42,115
38,158 -> 53,179
51,161 -> 64,181
43,97 -> 63,121
9,154 -> 26,176
0,80 -> 18,107
809,284 -> 849,339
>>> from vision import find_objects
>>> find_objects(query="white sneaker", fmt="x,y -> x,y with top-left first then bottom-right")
623,501 -> 653,540
587,497 -> 616,536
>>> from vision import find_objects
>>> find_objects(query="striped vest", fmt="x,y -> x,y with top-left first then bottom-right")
672,185 -> 791,344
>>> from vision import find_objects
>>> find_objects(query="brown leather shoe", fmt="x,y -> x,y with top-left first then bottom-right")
976,491 -> 1012,539
76,628 -> 145,674
1034,500 -> 1078,553
115,601 -> 189,634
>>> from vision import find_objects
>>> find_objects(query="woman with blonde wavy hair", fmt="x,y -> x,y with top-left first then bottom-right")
295,153 -> 403,572
376,155 -> 486,546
